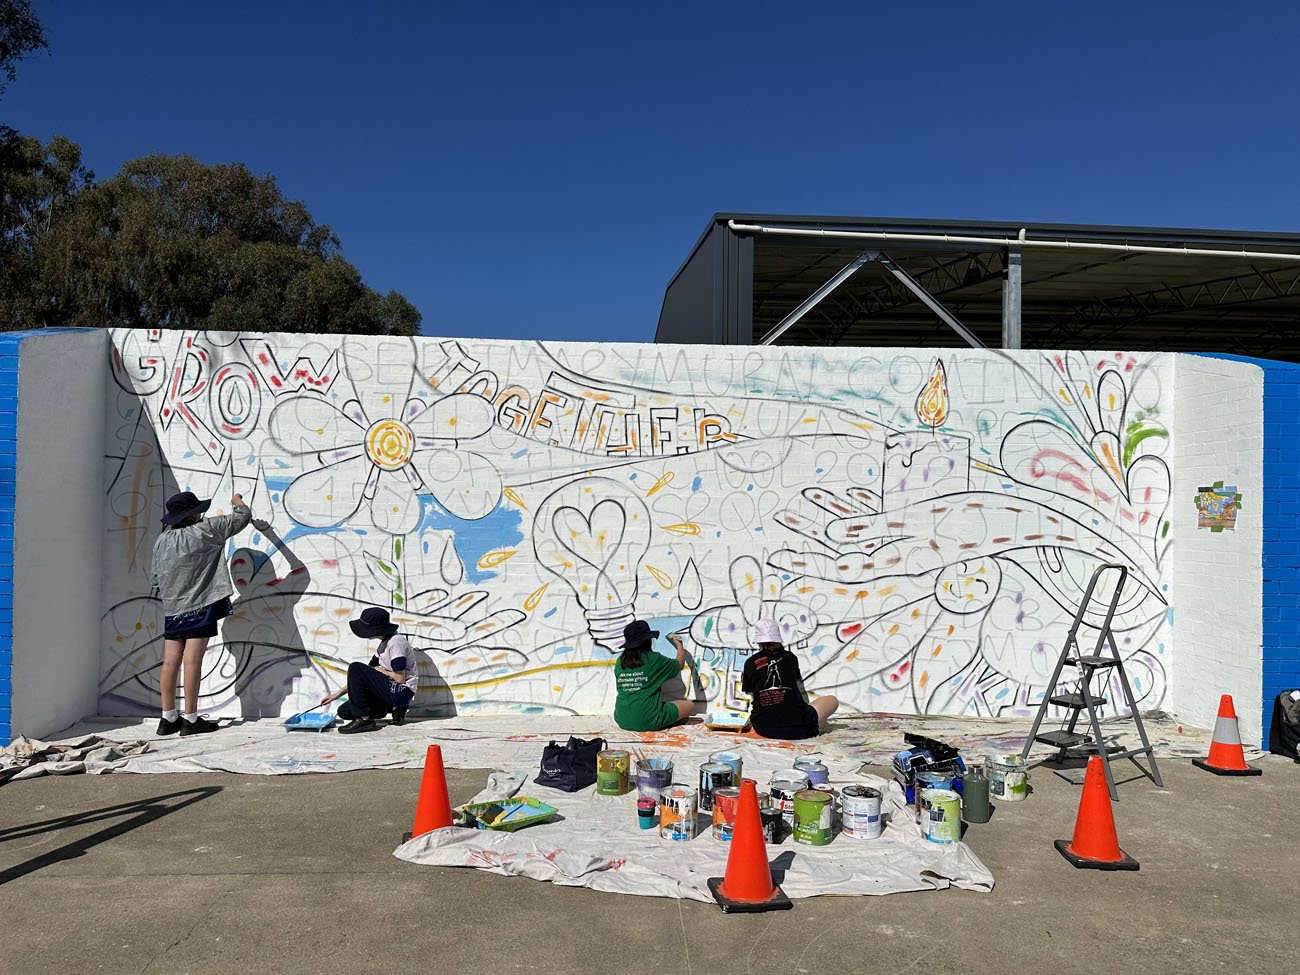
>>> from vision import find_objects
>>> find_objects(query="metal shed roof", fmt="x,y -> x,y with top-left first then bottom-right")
655,213 -> 1300,359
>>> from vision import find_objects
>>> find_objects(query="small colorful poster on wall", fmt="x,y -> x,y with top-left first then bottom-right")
1194,481 -> 1241,532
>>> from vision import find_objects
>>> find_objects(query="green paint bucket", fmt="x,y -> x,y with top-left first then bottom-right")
596,750 -> 630,795
792,789 -> 833,846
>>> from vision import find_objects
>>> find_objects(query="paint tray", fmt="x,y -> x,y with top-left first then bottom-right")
705,710 -> 750,732
455,797 -> 558,832
283,711 -> 336,732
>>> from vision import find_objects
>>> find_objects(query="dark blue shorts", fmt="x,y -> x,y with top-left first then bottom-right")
164,597 -> 232,641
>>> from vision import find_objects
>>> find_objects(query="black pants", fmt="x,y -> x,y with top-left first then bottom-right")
339,662 -> 394,720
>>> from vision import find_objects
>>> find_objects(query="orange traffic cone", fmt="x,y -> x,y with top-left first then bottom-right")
404,744 -> 453,841
1055,756 -> 1139,871
1193,695 -> 1262,776
707,779 -> 792,913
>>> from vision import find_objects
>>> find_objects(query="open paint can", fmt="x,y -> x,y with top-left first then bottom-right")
920,788 -> 962,844
759,797 -> 785,844
792,789 -> 834,846
596,750 -> 630,795
770,769 -> 812,827
698,762 -> 734,812
659,785 -> 699,841
711,786 -> 741,840
986,755 -> 1029,801
793,755 -> 830,785
636,758 -> 674,799
709,750 -> 743,782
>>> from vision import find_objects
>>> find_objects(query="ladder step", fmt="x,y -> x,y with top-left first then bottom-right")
1048,692 -> 1108,708
1066,655 -> 1120,668
1035,731 -> 1092,748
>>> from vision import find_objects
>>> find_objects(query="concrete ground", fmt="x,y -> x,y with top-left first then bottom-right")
1,753 -> 1295,975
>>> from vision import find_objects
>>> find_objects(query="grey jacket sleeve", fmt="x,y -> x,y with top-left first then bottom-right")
205,503 -> 253,541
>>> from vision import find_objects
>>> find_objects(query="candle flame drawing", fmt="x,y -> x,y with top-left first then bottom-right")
915,359 -> 949,429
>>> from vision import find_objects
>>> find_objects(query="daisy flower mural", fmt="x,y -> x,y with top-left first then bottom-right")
268,338 -> 503,535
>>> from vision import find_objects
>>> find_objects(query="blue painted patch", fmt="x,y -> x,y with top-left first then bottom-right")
511,448 -> 528,459
553,644 -> 573,655
543,607 -> 557,618
415,497 -> 524,584
691,476 -> 702,492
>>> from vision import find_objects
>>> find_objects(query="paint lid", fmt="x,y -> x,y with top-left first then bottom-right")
709,751 -> 741,762
660,785 -> 696,801
811,783 -> 836,795
771,770 -> 811,789
986,754 -> 1025,769
841,785 -> 881,800
700,762 -> 731,775
794,755 -> 825,768
713,786 -> 741,800
794,789 -> 831,804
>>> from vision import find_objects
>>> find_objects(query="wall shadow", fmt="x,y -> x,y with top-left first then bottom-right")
0,786 -> 221,885
220,522 -> 311,719
410,647 -> 456,719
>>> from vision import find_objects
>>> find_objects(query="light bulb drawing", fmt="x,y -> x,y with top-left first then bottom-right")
532,477 -> 652,651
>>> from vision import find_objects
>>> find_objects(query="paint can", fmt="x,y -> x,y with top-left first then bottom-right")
759,796 -> 785,844
596,749 -> 630,795
636,796 -> 658,829
793,755 -> 830,786
840,785 -> 883,839
920,788 -> 962,844
986,755 -> 1029,802
961,766 -> 991,823
635,758 -> 674,799
698,762 -> 734,812
812,783 -> 840,830
914,769 -> 954,816
770,770 -> 811,828
659,785 -> 699,841
709,750 -> 743,782
711,786 -> 741,840
792,789 -> 834,846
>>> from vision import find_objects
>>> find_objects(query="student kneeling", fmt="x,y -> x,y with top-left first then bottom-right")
320,608 -> 417,734
743,619 -> 838,739
613,619 -> 694,732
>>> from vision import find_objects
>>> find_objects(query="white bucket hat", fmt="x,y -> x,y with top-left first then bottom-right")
754,619 -> 783,644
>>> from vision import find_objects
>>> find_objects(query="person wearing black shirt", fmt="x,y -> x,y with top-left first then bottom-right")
740,618 -> 839,740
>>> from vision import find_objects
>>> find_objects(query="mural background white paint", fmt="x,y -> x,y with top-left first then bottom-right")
97,333 -> 1205,731
1171,355 -> 1264,739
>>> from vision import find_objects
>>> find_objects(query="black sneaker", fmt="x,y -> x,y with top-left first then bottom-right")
339,716 -> 377,735
390,707 -> 408,727
156,716 -> 184,736
179,715 -> 220,737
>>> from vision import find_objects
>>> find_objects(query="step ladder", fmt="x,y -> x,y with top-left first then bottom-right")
1020,563 -> 1162,801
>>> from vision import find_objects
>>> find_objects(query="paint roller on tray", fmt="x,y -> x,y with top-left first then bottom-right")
283,700 -> 341,731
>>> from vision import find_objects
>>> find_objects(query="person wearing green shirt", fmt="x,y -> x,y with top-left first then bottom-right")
612,619 -> 694,732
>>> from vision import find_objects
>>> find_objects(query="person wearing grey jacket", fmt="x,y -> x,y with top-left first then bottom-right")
150,491 -> 252,736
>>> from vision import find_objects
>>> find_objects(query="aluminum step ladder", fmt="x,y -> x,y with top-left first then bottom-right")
1020,563 -> 1162,801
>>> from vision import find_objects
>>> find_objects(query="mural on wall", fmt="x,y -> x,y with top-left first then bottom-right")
1195,481 -> 1241,532
101,331 -> 1174,720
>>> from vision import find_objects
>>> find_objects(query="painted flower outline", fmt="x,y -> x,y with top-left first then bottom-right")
270,337 -> 503,535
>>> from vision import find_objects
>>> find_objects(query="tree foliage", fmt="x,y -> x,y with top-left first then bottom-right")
0,0 -> 45,96
2,147 -> 421,334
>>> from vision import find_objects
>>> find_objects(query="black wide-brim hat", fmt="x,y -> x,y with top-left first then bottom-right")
620,619 -> 659,649
350,607 -> 399,639
161,491 -> 212,526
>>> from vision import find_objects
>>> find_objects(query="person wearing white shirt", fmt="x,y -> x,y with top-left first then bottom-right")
319,607 -> 418,734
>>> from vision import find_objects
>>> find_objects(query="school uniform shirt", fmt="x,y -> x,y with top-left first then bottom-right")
150,504 -> 252,615
369,633 -> 418,706
741,647 -> 819,739
613,652 -> 679,732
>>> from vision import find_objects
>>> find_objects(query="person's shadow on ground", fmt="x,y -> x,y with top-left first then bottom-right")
219,520 -> 312,719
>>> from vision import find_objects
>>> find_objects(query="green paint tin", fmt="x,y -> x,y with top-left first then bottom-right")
792,789 -> 833,846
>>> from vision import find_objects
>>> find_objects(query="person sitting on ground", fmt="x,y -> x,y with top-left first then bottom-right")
613,619 -> 695,732
150,491 -> 253,737
742,618 -> 839,740
319,607 -> 417,734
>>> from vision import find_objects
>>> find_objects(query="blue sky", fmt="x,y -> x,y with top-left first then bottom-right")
6,2 -> 1299,342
